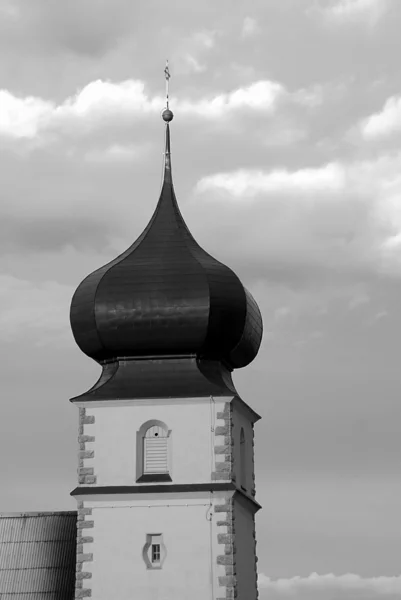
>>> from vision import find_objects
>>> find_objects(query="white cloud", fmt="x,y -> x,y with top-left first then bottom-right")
0,78 -> 292,143
261,125 -> 308,147
241,17 -> 260,38
183,80 -> 284,118
196,163 -> 346,197
183,54 -> 207,73
258,572 -> 401,595
361,94 -> 401,139
0,80 -> 161,141
172,29 -> 216,74
193,151 -> 401,278
315,0 -> 390,26
293,85 -> 323,108
372,309 -> 388,322
53,80 -> 160,125
0,75 -> 326,151
192,30 -> 216,49
84,143 -> 150,163
0,275 -> 72,343
0,90 -> 53,139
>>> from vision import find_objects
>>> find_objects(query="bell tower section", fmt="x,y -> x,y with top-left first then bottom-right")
69,64 -> 263,600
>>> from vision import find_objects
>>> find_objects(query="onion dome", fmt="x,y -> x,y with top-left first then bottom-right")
70,102 -> 262,401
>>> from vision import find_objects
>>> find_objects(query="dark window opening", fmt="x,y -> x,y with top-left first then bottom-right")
152,544 -> 161,563
240,427 -> 247,491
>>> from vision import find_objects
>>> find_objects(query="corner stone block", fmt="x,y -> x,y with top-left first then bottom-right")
212,472 -> 231,481
79,435 -> 95,443
215,426 -> 228,436
80,536 -> 94,544
215,462 -> 231,472
76,572 -> 92,580
217,555 -> 234,565
79,450 -> 94,459
76,553 -> 94,563
84,475 -> 97,484
225,586 -> 238,599
78,468 -> 94,476
218,533 -> 234,544
75,589 -> 92,599
77,521 -> 94,529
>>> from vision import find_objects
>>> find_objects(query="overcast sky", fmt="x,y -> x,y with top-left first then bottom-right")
0,0 -> 400,598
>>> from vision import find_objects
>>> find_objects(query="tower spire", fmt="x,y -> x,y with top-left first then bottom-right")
162,60 -> 174,183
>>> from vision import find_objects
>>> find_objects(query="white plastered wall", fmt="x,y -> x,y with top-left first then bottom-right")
79,398 -> 233,486
82,491 -> 230,600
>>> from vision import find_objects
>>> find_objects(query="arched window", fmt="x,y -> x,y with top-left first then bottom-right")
144,424 -> 168,474
240,427 -> 246,490
136,420 -> 172,482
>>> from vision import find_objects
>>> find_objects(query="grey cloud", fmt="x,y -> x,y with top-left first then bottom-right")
0,214 -> 113,253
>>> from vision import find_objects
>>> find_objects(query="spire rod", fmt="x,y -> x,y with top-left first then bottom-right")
164,59 -> 170,109
162,61 -> 174,183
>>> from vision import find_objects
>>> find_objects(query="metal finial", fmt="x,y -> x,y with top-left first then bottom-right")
162,60 -> 174,122
164,60 -> 170,108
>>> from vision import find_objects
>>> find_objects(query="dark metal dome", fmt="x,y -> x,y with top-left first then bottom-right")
70,123 -> 263,374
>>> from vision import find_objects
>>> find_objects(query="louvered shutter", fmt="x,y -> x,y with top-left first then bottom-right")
144,426 -> 169,474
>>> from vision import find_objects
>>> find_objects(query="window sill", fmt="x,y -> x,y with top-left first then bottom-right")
137,473 -> 172,483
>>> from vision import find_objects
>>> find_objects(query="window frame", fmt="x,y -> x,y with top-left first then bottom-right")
240,426 -> 247,491
151,543 -> 161,564
136,420 -> 172,483
143,534 -> 166,570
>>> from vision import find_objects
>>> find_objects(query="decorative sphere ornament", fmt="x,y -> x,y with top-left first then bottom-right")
162,108 -> 174,122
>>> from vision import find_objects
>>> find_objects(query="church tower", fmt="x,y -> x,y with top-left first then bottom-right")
69,66 -> 263,600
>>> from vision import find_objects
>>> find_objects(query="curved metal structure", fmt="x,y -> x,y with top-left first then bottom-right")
70,109 -> 263,400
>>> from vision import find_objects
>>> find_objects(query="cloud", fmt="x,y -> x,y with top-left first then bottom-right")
0,80 -> 160,141
348,290 -> 370,309
6,0 -> 134,58
172,29 -> 217,75
193,151 -> 401,279
372,309 -> 388,321
0,76 -> 321,144
0,274 -> 72,343
83,143 -> 150,163
361,94 -> 401,139
257,572 -> 401,599
196,163 -> 346,197
313,0 -> 390,26
0,89 -> 53,139
182,54 -> 207,73
192,30 -> 216,49
241,17 -> 260,38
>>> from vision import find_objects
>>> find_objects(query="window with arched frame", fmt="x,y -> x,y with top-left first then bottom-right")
136,420 -> 172,483
240,427 -> 246,490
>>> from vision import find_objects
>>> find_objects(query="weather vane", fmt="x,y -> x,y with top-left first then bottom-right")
162,60 -> 174,123
164,60 -> 171,110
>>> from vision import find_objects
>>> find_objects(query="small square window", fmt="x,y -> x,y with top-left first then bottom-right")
143,534 -> 166,569
152,544 -> 161,563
